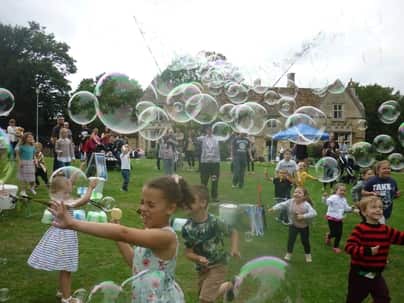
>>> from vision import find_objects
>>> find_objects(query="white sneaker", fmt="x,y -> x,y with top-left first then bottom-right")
284,253 -> 292,261
20,190 -> 28,197
30,187 -> 37,195
305,254 -> 312,263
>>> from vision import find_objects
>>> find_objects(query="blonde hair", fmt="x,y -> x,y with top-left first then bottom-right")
34,142 -> 43,151
374,160 -> 390,175
333,183 -> 346,193
49,175 -> 70,195
357,196 -> 382,213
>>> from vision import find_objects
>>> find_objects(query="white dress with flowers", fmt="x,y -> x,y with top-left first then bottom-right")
131,226 -> 184,303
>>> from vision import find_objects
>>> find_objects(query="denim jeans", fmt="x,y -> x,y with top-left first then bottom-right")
121,169 -> 130,191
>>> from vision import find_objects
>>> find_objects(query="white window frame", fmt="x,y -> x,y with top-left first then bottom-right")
333,104 -> 344,120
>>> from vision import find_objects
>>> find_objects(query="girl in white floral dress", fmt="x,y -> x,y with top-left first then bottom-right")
50,175 -> 193,303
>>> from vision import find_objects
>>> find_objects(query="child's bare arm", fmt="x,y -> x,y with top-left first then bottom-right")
184,247 -> 209,266
69,178 -> 98,208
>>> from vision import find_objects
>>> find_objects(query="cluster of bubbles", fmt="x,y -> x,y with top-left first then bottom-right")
66,53 -> 337,146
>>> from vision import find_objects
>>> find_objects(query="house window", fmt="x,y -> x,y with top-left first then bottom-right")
333,104 -> 343,119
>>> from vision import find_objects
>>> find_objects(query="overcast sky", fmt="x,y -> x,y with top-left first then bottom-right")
1,0 -> 403,93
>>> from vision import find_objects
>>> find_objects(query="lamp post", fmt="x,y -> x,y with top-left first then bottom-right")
35,87 -> 39,143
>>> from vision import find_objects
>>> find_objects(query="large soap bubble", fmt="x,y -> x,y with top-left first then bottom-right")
185,93 -> 218,125
244,102 -> 267,135
138,106 -> 170,141
351,142 -> 376,168
398,122 -> 404,147
377,100 -> 401,124
212,121 -> 232,141
0,129 -> 14,185
225,83 -> 248,104
165,83 -> 201,123
262,119 -> 282,138
49,166 -> 88,203
68,91 -> 98,125
94,72 -> 144,134
278,96 -> 296,118
219,103 -> 236,123
372,134 -> 395,154
0,88 -> 15,116
388,153 -> 404,171
230,104 -> 254,133
314,157 -> 340,183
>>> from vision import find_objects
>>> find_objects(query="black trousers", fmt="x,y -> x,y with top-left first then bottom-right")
327,220 -> 343,248
185,151 -> 195,168
287,225 -> 311,254
200,162 -> 220,200
346,269 -> 390,303
35,167 -> 48,186
232,158 -> 247,188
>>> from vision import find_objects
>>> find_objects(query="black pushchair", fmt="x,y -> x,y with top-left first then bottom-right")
338,154 -> 359,184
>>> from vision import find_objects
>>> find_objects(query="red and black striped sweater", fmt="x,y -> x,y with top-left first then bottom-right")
345,222 -> 404,273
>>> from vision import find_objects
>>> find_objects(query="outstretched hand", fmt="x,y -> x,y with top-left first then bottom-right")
48,201 -> 74,229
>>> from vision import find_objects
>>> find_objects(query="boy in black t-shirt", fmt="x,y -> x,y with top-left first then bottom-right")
272,169 -> 293,224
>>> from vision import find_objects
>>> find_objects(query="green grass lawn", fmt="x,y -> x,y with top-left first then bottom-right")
1,159 -> 404,302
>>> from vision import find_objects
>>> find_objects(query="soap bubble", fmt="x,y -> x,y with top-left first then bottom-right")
231,104 -> 254,133
314,157 -> 340,183
377,100 -> 401,124
212,122 -> 232,141
68,91 -> 97,125
244,102 -> 267,135
138,106 -> 170,141
87,281 -> 121,303
388,153 -> 404,171
49,166 -> 88,202
356,119 -> 368,131
165,83 -> 201,123
94,72 -> 144,134
372,134 -> 395,154
398,122 -> 404,147
262,119 -> 282,138
278,96 -> 296,118
0,129 -> 15,184
219,103 -> 236,123
0,88 -> 15,116
225,83 -> 248,104
264,90 -> 281,105
135,101 -> 156,115
185,93 -> 218,125
351,142 -> 376,168
327,80 -> 345,94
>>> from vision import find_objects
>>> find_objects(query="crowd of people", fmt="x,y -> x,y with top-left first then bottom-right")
3,117 -> 403,303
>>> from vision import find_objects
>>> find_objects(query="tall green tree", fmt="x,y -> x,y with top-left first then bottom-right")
0,21 -> 76,140
354,82 -> 403,152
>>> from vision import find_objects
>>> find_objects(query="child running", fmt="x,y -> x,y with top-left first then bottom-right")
324,183 -> 354,253
269,187 -> 317,263
351,168 -> 374,203
182,185 -> 240,303
27,175 -> 97,303
345,196 -> 404,303
362,160 -> 400,223
49,175 -> 192,303
34,142 -> 49,188
295,161 -> 317,187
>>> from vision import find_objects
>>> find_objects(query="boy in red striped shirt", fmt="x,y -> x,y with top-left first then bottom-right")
345,196 -> 404,303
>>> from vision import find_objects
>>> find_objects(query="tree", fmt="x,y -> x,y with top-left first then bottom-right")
0,21 -> 76,140
354,82 -> 403,152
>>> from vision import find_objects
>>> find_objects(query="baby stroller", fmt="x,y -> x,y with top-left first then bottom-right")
338,153 -> 359,184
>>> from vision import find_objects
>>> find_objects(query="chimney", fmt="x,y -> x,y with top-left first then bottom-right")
287,73 -> 295,87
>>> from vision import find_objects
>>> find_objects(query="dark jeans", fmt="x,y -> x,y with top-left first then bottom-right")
121,169 -> 130,191
200,162 -> 220,200
346,269 -> 390,303
54,160 -> 71,171
232,158 -> 247,188
185,150 -> 195,168
35,166 -> 48,186
247,157 -> 254,172
10,141 -> 18,159
287,225 -> 311,254
327,220 -> 343,248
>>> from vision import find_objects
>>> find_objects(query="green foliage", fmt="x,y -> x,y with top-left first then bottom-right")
353,82 -> 404,152
0,21 -> 76,133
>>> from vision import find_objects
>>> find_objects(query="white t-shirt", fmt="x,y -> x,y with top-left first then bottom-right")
7,126 -> 17,142
120,152 -> 131,170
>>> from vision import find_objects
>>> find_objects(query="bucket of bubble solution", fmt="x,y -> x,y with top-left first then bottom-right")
41,209 -> 53,224
73,209 -> 86,221
219,203 -> 239,226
